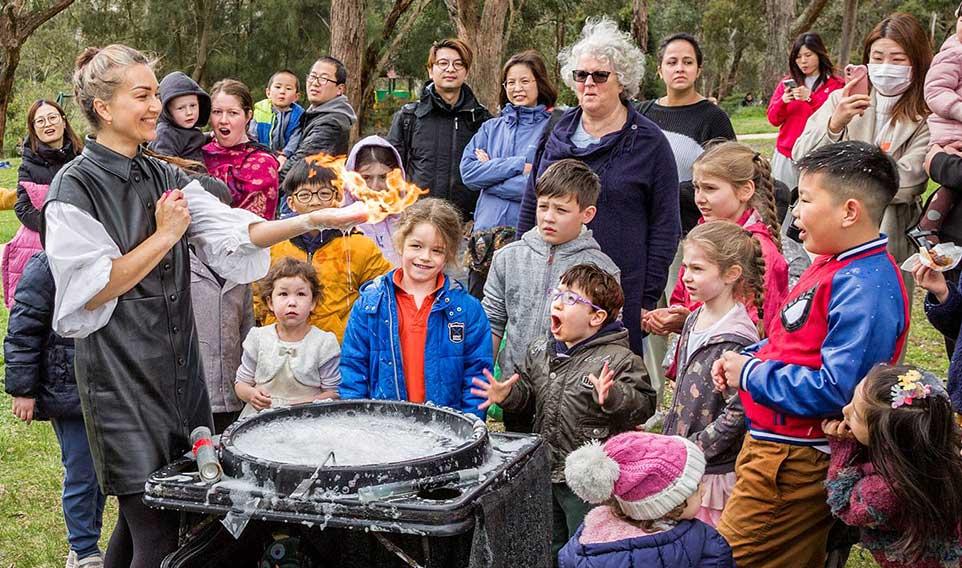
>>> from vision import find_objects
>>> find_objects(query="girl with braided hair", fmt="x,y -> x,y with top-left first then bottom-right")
644,141 -> 788,349
661,220 -> 765,527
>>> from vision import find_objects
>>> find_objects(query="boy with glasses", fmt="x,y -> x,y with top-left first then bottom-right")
387,38 -> 491,220
278,56 -> 357,184
472,260 -> 655,561
256,156 -> 392,341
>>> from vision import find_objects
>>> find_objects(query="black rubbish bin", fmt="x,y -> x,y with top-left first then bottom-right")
145,400 -> 552,567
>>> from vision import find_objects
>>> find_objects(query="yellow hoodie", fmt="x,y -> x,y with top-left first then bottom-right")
255,230 -> 393,342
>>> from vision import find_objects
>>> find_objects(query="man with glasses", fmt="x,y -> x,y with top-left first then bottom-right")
387,38 -> 491,220
278,56 -> 357,183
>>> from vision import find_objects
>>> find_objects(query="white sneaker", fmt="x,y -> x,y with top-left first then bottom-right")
76,553 -> 104,568
65,550 -> 77,568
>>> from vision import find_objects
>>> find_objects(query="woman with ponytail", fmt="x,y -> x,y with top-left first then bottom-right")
643,141 -> 788,355
43,45 -> 367,567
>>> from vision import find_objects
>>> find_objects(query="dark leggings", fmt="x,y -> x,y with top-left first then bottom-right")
104,493 -> 179,568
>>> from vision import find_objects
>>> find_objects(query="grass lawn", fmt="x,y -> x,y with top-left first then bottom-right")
0,148 -> 944,567
729,105 -> 778,136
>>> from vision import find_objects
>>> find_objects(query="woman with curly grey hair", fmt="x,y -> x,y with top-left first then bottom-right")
518,16 -> 681,362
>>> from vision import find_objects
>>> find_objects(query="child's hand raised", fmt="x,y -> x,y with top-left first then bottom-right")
249,388 -> 272,411
588,361 -> 615,406
470,369 -> 519,410
821,419 -> 853,440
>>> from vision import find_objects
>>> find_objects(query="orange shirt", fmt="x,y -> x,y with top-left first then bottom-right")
393,270 -> 444,403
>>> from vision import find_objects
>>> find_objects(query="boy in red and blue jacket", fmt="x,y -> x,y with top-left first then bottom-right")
712,141 -> 909,567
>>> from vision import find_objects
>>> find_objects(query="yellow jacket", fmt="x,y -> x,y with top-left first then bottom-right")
0,187 -> 16,210
255,230 -> 393,341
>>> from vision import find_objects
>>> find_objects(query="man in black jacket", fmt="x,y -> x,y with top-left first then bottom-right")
388,38 -> 491,220
279,56 -> 357,183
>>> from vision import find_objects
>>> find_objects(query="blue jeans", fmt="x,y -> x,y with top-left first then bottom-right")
52,417 -> 106,559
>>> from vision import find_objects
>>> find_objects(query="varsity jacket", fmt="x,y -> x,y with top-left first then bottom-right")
738,236 -> 909,446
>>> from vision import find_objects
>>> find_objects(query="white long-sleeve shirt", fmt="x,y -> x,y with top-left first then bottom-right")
45,180 -> 270,338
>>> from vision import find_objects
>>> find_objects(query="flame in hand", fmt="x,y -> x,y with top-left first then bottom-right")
305,153 -> 429,223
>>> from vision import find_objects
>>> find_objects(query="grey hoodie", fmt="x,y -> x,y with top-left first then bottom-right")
149,72 -> 211,162
482,226 -> 621,377
278,94 -> 358,182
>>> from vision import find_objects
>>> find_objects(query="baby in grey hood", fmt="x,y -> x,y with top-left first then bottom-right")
148,71 -> 211,162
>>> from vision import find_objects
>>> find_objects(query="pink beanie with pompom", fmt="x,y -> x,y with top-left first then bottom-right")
565,432 -> 705,521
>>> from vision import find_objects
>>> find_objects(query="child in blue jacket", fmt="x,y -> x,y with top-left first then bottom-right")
339,198 -> 492,419
4,253 -> 106,567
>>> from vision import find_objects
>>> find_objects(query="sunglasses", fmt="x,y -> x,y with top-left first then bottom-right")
572,70 -> 612,84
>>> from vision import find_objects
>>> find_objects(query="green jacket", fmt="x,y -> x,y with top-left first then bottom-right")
503,323 -> 656,482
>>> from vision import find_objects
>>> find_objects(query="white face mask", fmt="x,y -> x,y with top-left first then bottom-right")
867,63 -> 913,96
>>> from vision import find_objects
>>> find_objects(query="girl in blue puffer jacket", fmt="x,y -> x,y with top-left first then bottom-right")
559,432 -> 733,568
339,198 -> 492,419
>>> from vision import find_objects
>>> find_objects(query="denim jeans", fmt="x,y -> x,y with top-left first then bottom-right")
52,417 -> 106,559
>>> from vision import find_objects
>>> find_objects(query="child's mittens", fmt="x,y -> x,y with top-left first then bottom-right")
565,441 -> 621,504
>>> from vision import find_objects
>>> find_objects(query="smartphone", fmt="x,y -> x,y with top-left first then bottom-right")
782,78 -> 798,91
844,64 -> 869,97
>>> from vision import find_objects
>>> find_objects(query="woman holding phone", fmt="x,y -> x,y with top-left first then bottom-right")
793,12 -> 932,298
767,32 -> 842,190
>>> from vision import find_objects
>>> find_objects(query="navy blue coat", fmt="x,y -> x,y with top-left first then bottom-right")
925,283 -> 962,412
517,103 -> 681,356
3,252 -> 79,420
558,519 -> 733,568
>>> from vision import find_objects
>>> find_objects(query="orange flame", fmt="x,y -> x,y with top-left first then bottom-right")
304,153 -> 428,223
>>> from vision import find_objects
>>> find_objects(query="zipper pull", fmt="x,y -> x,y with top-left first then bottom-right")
455,117 -> 459,131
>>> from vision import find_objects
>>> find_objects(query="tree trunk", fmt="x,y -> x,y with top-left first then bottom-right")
719,36 -> 746,101
330,0 -> 366,141
762,0 -> 795,94
191,0 -> 215,85
631,0 -> 649,94
837,0 -> 859,67
357,0 -> 432,133
790,0 -> 830,38
444,0 -> 511,113
0,0 -> 75,154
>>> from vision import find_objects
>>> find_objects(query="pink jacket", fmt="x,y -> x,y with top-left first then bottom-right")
202,140 -> 279,220
925,35 -> 962,146
2,182 -> 47,308
767,75 -> 844,158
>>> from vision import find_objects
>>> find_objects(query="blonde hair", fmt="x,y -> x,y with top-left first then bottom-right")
693,141 -> 782,253
73,44 -> 155,131
392,198 -> 463,267
684,220 -> 767,336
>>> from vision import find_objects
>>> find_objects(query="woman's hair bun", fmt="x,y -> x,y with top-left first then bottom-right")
75,47 -> 101,71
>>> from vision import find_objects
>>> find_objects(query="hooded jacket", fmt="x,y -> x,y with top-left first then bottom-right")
3,253 -> 79,421
482,226 -> 620,378
460,103 -> 550,230
502,324 -> 656,482
254,229 -> 393,342
16,137 -> 78,231
662,304 -> 758,474
669,208 -> 789,336
339,270 -> 492,420
251,99 -> 305,157
387,82 -> 491,219
278,94 -> 357,182
925,34 -> 962,146
517,104 -> 681,356
149,72 -> 211,162
558,510 -> 733,568
343,135 -> 406,266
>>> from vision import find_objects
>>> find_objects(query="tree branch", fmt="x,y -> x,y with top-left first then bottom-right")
17,0 -> 74,42
790,0 -> 829,37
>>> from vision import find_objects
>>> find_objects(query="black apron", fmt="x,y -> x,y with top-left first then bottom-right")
43,139 -> 212,495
